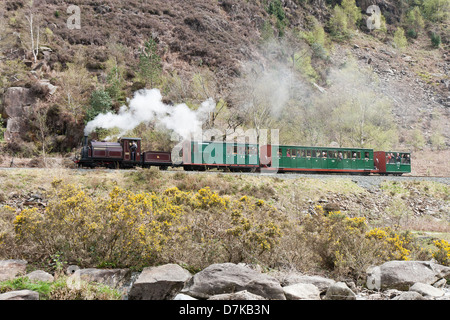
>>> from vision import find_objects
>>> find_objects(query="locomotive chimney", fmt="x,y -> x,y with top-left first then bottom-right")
84,135 -> 88,147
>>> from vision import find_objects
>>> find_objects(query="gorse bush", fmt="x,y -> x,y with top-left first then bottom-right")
433,239 -> 450,266
2,181 -> 447,281
12,182 -> 285,270
300,206 -> 416,281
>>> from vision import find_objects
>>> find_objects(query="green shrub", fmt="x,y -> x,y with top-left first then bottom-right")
430,32 -> 441,48
407,28 -> 418,39
0,275 -> 122,300
0,277 -> 52,298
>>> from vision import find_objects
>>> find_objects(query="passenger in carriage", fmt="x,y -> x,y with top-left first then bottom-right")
396,153 -> 401,164
406,154 -> 410,164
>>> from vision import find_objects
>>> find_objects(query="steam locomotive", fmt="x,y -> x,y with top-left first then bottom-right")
74,136 -> 411,175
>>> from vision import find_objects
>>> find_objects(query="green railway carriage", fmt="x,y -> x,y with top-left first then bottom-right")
261,144 -> 375,174
179,140 -> 410,175
182,140 -> 259,171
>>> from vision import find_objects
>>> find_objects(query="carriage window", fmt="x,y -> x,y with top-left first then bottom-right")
312,150 -> 316,158
328,151 -> 334,158
364,152 -> 370,159
322,151 -> 327,158
277,148 -> 282,157
238,146 -> 245,154
306,150 -> 311,157
401,153 -> 411,164
233,146 -> 238,154
296,149 -> 301,158
386,153 -> 395,163
286,149 -> 292,157
357,152 -> 361,159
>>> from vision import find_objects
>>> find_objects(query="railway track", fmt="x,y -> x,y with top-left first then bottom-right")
1,166 -> 449,187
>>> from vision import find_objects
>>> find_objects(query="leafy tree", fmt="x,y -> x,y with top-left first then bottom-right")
137,38 -> 162,88
393,27 -> 408,50
267,0 -> 288,37
260,20 -> 275,42
329,5 -> 349,40
408,128 -> 426,151
422,0 -> 450,22
293,50 -> 319,83
329,0 -> 362,40
341,0 -> 362,27
57,51 -> 95,124
301,17 -> 329,59
105,57 -> 125,104
430,131 -> 446,150
406,7 -> 425,33
86,89 -> 112,122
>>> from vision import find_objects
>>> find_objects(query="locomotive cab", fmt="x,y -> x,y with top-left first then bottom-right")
118,137 -> 141,164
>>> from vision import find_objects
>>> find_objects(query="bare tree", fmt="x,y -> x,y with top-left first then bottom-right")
27,99 -> 50,167
25,1 -> 40,63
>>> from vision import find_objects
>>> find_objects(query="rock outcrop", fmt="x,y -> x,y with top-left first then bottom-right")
181,263 -> 286,300
2,87 -> 35,142
0,259 -> 27,282
366,260 -> 450,291
0,260 -> 449,300
128,264 -> 192,300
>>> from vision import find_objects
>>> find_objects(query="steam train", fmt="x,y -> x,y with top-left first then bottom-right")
74,136 -> 411,175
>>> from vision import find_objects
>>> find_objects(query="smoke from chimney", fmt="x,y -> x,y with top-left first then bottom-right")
84,88 -> 215,140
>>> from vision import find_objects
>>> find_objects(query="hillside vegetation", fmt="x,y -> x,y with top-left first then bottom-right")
0,0 -> 448,173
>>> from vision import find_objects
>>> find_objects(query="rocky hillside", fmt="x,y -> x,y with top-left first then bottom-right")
0,0 -> 448,173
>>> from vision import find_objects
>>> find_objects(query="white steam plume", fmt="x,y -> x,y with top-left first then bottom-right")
84,88 -> 215,140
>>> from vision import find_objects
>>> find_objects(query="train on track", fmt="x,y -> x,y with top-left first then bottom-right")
74,136 -> 411,176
